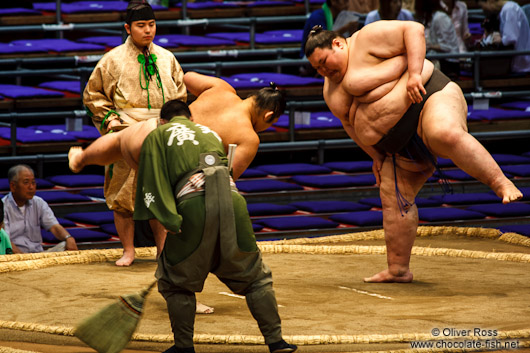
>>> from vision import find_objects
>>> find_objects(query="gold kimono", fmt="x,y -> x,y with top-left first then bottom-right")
83,36 -> 187,213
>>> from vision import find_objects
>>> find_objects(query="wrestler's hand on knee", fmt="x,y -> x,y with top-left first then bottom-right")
406,74 -> 426,104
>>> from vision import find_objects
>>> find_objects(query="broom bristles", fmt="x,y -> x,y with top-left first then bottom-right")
74,280 -> 157,353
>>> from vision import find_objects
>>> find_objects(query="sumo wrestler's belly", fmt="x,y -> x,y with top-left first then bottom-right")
353,96 -> 411,146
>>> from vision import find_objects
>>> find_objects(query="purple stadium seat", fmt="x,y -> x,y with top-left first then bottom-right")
247,1 -> 295,7
491,153 -> 530,165
33,1 -> 167,13
429,192 -> 502,205
10,39 -> 105,53
418,207 -> 486,222
358,197 -> 382,208
499,224 -> 530,237
228,72 -> 324,87
185,1 -> 240,9
42,228 -> 111,243
155,34 -> 235,47
260,29 -> 303,42
79,188 -> 105,199
35,191 -> 91,204
78,36 -> 123,47
468,22 -> 484,35
467,106 -> 530,121
0,43 -> 48,54
64,211 -> 115,225
291,174 -> 376,188
436,169 -> 474,181
499,100 -> 530,111
436,157 -> 455,167
0,84 -> 64,99
255,163 -> 331,176
239,168 -> 268,178
0,8 -> 40,15
247,203 -> 298,216
236,179 -> 303,193
255,216 -> 338,230
47,174 -> 104,187
38,81 -> 81,94
466,203 -> 530,217
273,111 -> 342,130
28,124 -> 100,140
288,200 -> 371,213
56,218 -> 77,227
206,31 -> 301,44
329,210 -> 383,226
501,164 -> 530,177
322,161 -> 373,173
0,127 -> 77,143
100,223 -> 118,236
252,223 -> 264,232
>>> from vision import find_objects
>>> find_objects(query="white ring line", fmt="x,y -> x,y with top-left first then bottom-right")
338,286 -> 394,300
218,292 -> 285,307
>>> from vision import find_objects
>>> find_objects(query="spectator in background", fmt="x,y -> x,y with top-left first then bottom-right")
415,0 -> 461,79
300,0 -> 359,59
364,0 -> 415,25
348,0 -> 378,13
0,199 -> 13,255
476,0 -> 530,73
441,0 -> 473,52
2,165 -> 78,254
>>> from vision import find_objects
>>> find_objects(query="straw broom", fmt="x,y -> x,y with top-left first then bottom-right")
74,280 -> 157,353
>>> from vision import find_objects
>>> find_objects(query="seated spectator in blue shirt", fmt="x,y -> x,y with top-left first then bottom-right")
364,0 -> 415,25
2,165 -> 78,254
0,199 -> 13,255
300,0 -> 359,58
477,0 -> 530,73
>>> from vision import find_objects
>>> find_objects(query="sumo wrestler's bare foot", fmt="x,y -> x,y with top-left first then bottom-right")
494,180 -> 523,204
115,250 -> 135,267
68,146 -> 84,173
196,301 -> 214,314
364,269 -> 413,283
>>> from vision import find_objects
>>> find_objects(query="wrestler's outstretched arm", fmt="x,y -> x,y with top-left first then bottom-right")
183,71 -> 235,97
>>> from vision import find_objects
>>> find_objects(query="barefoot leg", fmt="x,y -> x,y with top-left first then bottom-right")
364,155 -> 433,283
421,84 -> 522,204
114,211 -> 135,266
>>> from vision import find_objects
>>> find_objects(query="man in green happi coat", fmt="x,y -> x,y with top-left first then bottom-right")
133,100 -> 297,353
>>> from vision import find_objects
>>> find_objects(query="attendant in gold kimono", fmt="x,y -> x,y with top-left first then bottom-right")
83,1 -> 187,267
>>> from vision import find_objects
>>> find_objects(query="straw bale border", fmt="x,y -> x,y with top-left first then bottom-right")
1,226 -> 529,349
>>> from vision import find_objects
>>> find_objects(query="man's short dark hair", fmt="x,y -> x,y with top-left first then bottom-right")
160,100 -> 192,121
249,83 -> 286,122
304,26 -> 341,58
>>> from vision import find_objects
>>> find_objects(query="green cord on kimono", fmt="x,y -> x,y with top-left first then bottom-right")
138,53 -> 165,109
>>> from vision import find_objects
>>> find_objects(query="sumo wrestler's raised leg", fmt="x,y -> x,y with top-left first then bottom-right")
68,132 -> 123,173
364,155 -> 434,283
420,84 -> 522,204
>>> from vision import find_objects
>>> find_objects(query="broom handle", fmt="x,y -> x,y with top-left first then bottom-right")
139,280 -> 158,298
